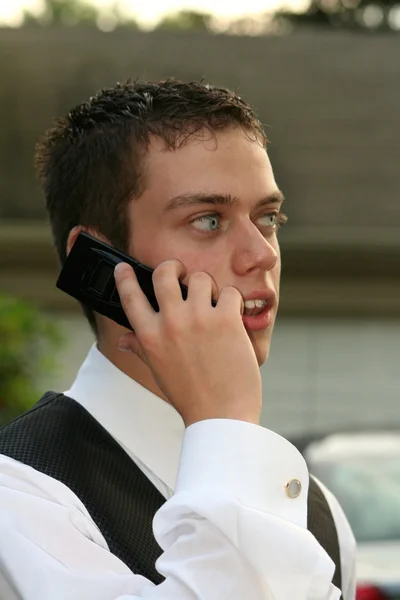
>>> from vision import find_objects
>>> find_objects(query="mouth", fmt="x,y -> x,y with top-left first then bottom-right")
241,291 -> 276,332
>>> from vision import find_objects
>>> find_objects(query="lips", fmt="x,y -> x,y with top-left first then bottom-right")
242,303 -> 274,331
241,289 -> 276,331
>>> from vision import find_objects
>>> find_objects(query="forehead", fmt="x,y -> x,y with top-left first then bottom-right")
140,127 -> 276,206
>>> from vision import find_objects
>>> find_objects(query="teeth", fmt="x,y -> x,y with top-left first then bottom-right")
243,299 -> 267,316
244,299 -> 266,309
244,300 -> 256,309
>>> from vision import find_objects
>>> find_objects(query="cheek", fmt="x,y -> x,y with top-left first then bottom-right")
273,243 -> 281,281
179,250 -> 226,285
129,227 -> 178,267
275,254 -> 282,278
130,227 -> 223,279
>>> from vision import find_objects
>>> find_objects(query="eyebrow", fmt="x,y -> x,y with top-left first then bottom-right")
164,190 -> 285,212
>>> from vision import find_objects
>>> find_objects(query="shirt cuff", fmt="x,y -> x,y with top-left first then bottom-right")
176,419 -> 309,528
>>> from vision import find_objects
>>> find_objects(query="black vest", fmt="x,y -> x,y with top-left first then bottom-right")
0,392 -> 342,594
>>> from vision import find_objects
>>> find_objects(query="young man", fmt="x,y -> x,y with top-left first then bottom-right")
0,80 -> 355,599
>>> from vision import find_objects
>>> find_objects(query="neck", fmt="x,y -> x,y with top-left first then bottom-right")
96,323 -> 169,404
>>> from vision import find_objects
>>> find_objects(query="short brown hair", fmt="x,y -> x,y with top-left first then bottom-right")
36,79 -> 267,333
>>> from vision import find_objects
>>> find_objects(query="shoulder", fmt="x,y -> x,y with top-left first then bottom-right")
0,453 -> 101,536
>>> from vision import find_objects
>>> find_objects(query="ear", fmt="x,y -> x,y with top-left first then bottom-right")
66,226 -> 110,256
66,225 -> 85,257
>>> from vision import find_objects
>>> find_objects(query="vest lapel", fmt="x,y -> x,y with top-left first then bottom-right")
308,476 -> 342,597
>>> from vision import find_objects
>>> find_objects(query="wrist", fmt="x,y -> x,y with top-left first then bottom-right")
182,407 -> 261,428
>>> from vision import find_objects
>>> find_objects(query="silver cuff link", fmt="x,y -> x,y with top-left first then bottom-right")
285,478 -> 302,498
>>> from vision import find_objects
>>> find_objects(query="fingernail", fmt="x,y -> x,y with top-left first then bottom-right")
114,262 -> 128,274
118,342 -> 133,353
118,336 -> 132,352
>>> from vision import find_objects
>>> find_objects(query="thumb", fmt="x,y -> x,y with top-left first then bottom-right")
118,332 -> 146,361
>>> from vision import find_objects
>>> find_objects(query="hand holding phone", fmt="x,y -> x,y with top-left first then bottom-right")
56,232 -> 216,331
57,232 -> 262,426
114,260 -> 261,427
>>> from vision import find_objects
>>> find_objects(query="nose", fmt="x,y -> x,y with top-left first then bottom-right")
232,222 -> 279,276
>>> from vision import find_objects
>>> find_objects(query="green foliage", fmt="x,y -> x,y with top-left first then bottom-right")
23,0 -> 99,26
0,294 -> 64,426
155,10 -> 212,32
22,0 -> 138,29
275,0 -> 400,31
17,0 -> 400,32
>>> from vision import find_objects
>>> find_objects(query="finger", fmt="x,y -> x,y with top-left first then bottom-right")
118,332 -> 145,360
216,286 -> 244,316
114,262 -> 154,334
152,259 -> 187,311
187,271 -> 218,308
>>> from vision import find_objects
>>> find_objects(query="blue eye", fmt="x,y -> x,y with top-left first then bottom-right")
192,214 -> 221,232
258,213 -> 278,228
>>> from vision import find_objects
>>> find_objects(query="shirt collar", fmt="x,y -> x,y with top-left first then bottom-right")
64,343 -> 185,492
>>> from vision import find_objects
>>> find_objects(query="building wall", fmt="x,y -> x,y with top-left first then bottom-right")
0,27 -> 399,233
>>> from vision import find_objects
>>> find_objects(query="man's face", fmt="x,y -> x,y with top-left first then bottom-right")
128,127 -> 284,366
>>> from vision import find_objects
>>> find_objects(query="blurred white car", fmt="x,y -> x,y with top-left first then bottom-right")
302,431 -> 400,600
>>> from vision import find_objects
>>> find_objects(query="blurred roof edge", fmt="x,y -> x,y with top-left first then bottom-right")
1,220 -> 399,249
1,220 -> 399,316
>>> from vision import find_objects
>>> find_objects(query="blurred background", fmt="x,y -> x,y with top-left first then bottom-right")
0,0 -> 399,595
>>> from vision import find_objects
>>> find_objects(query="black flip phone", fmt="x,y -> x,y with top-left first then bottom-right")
56,232 -> 216,331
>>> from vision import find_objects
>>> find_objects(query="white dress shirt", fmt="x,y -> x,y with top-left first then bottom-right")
0,344 -> 356,600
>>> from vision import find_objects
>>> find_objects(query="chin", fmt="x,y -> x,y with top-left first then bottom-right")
249,329 -> 273,367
